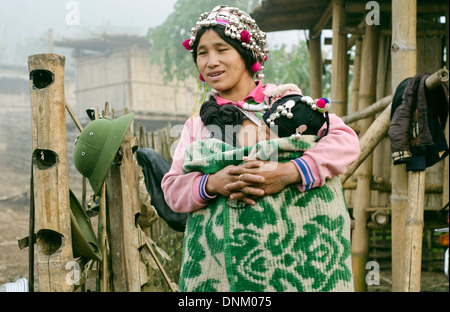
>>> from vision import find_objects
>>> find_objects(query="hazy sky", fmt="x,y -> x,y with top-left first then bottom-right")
0,0 -> 303,66
0,0 -> 178,64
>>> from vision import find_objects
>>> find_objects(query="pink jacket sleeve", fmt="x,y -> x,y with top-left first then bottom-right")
290,114 -> 360,191
161,117 -> 216,213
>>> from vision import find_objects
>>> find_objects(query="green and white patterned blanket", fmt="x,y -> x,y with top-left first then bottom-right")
180,136 -> 354,292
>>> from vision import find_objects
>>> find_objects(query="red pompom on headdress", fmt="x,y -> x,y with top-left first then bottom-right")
251,62 -> 261,73
182,39 -> 192,51
240,30 -> 251,43
315,97 -> 330,113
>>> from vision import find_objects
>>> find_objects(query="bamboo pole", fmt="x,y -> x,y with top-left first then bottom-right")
28,53 -> 73,292
341,69 -> 448,186
402,40 -> 447,291
442,4 -> 449,213
351,23 -> 379,292
402,170 -> 426,291
372,34 -> 392,212
390,0 -> 417,292
64,99 -> 83,132
308,31 -> 322,99
341,104 -> 391,185
139,225 -> 177,292
344,35 -> 362,209
349,38 -> 362,115
342,95 -> 392,125
331,0 -> 348,117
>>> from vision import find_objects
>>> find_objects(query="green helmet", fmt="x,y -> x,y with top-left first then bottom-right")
74,113 -> 134,195
70,189 -> 102,261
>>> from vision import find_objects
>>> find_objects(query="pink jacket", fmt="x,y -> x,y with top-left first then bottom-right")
161,83 -> 360,213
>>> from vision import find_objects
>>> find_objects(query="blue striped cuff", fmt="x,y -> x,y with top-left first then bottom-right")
292,158 -> 315,191
199,174 -> 210,201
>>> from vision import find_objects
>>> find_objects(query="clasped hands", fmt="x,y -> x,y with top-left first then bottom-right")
205,157 -> 301,206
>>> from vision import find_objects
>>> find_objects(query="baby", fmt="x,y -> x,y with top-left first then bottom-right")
236,95 -> 330,147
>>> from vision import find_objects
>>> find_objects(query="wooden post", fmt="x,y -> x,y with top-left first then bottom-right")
97,183 -> 109,292
391,0 -> 417,292
331,0 -> 348,117
28,53 -> 73,292
106,127 -> 148,291
351,23 -> 378,292
309,31 -> 322,99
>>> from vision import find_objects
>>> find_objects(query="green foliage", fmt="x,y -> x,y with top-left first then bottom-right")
263,41 -> 311,95
146,0 -> 332,98
147,0 -> 259,84
263,39 -> 332,98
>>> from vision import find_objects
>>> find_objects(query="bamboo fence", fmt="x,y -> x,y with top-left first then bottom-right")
23,0 -> 449,293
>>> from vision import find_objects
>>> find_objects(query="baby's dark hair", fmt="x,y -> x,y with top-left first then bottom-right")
191,25 -> 256,76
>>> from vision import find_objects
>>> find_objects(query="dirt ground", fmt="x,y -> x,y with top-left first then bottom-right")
0,199 -> 30,286
0,198 -> 448,292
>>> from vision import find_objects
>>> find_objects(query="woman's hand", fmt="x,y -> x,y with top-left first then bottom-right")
224,159 -> 301,202
205,161 -> 267,205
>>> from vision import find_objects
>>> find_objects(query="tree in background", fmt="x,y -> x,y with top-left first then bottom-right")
147,0 -> 258,83
147,0 -> 331,99
263,41 -> 311,95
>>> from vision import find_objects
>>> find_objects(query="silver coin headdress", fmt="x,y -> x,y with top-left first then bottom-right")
182,5 -> 268,80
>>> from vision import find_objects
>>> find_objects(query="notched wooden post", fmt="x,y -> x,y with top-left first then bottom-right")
28,53 -> 73,292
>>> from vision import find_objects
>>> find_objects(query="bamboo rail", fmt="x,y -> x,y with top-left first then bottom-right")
341,95 -> 392,125
341,69 -> 448,185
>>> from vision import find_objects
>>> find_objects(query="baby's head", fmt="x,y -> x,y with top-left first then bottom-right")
262,95 -> 330,139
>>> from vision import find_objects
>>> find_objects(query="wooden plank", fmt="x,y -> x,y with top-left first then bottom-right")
310,1 -> 333,39
97,184 -> 109,291
106,130 -> 146,291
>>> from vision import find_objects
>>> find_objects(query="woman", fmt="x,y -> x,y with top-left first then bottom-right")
161,5 -> 359,292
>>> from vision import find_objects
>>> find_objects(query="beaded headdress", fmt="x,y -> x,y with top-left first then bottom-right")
183,5 -> 268,80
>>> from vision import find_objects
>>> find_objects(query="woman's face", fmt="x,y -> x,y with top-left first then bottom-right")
196,29 -> 254,101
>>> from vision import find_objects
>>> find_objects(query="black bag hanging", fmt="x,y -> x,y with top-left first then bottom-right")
136,148 -> 187,232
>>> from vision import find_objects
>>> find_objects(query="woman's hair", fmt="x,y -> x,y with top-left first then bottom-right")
191,25 -> 256,76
